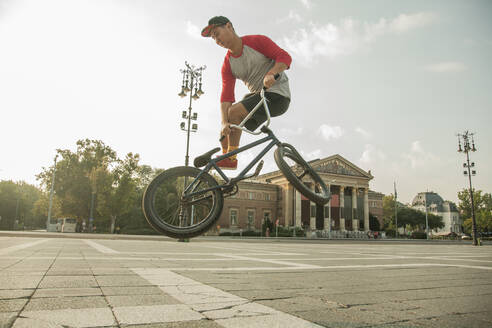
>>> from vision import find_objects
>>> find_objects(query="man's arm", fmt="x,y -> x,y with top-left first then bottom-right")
221,102 -> 232,125
264,62 -> 288,88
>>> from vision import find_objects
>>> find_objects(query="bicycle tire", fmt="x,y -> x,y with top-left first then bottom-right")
142,166 -> 224,239
274,143 -> 330,205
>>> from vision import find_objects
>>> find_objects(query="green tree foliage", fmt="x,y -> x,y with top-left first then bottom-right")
460,188 -> 492,234
0,180 -> 44,230
458,189 -> 492,228
36,139 -> 160,233
381,194 -> 444,233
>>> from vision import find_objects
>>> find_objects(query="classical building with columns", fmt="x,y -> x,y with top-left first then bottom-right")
215,154 -> 374,234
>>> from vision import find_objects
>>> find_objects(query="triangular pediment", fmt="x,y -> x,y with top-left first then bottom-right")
312,155 -> 372,178
256,154 -> 373,181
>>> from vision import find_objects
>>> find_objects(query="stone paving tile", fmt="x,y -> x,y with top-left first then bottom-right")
14,308 -> 115,328
128,320 -> 224,327
101,286 -> 165,296
0,275 -> 43,290
106,294 -> 179,307
92,268 -> 134,275
0,299 -> 28,312
38,275 -> 98,288
23,296 -> 108,311
0,311 -> 17,327
0,289 -> 32,299
46,269 -> 93,276
288,309 -> 367,328
405,313 -> 492,328
32,287 -> 102,298
95,275 -> 153,287
215,312 -> 326,328
113,304 -> 203,325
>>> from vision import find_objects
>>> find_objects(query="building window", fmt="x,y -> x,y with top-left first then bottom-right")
264,193 -> 270,201
248,192 -> 254,200
230,209 -> 238,226
263,211 -> 271,223
247,210 -> 255,230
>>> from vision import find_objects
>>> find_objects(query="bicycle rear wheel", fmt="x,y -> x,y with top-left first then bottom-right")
274,143 -> 330,205
142,166 -> 224,239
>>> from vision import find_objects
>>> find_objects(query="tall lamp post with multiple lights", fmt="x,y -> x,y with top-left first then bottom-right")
178,62 -> 206,166
46,154 -> 59,231
457,131 -> 478,246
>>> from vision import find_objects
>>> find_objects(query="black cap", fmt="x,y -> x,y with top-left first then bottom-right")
201,16 -> 230,37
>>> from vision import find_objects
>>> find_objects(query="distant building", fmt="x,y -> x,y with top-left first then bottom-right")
411,192 -> 462,234
214,154 -> 378,235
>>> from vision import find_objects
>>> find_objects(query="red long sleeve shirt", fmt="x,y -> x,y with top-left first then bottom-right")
221,35 -> 292,103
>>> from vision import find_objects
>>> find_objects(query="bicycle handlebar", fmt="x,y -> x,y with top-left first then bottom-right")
220,73 -> 280,142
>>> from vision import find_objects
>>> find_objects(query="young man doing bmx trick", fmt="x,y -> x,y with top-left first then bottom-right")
201,16 -> 292,170
141,16 -> 329,239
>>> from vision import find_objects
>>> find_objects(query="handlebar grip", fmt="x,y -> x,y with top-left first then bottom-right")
263,73 -> 280,90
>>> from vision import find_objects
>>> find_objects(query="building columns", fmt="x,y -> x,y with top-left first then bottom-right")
339,186 -> 345,231
295,189 -> 302,228
324,184 -> 331,235
352,187 -> 358,231
364,188 -> 370,231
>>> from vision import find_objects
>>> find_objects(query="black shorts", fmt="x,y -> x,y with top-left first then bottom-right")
239,92 -> 290,131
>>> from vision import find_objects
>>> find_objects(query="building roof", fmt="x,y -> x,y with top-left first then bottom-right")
256,154 -> 373,182
411,191 -> 458,213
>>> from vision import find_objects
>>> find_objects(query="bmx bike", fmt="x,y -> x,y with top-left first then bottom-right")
142,78 -> 331,239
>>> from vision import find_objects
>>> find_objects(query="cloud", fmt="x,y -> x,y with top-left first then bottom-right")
277,10 -> 303,23
317,124 -> 344,141
402,141 -> 438,169
300,148 -> 322,161
359,144 -> 386,164
186,21 -> 201,39
390,12 -> 436,33
279,126 -> 304,136
299,0 -> 312,10
282,12 -> 436,65
425,61 -> 466,73
355,127 -> 371,139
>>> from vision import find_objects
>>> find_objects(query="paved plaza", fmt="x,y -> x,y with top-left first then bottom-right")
0,234 -> 491,328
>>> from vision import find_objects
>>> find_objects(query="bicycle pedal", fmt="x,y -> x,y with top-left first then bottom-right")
253,160 -> 264,177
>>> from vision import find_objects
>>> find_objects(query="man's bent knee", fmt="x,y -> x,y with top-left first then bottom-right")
228,103 -> 248,124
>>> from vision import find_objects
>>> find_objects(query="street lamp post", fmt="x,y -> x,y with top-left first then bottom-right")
178,61 -> 206,166
457,131 -> 478,246
46,154 -> 59,231
394,182 -> 398,238
424,193 -> 429,239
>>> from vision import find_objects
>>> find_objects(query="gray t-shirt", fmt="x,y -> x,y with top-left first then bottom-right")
220,35 -> 292,103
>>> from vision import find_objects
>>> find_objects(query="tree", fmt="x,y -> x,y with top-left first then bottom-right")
97,153 -> 140,233
458,189 -> 492,220
458,189 -> 492,234
37,139 -> 118,225
0,180 -> 43,230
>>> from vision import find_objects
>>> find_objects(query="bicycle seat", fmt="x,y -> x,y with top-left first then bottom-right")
194,147 -> 221,168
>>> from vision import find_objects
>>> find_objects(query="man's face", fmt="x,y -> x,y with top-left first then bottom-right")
211,23 -> 233,49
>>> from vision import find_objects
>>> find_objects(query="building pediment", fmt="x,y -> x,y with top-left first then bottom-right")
313,155 -> 372,178
256,154 -> 373,181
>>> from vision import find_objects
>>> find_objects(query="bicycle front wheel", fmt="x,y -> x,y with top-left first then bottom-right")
274,143 -> 330,205
142,166 -> 224,239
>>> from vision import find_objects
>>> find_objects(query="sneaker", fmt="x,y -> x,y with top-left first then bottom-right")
216,157 -> 238,170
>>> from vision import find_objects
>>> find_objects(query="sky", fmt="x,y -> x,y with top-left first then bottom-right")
0,0 -> 491,205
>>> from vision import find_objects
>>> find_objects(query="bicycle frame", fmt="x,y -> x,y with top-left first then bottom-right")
183,130 -> 280,202
183,88 -> 280,201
